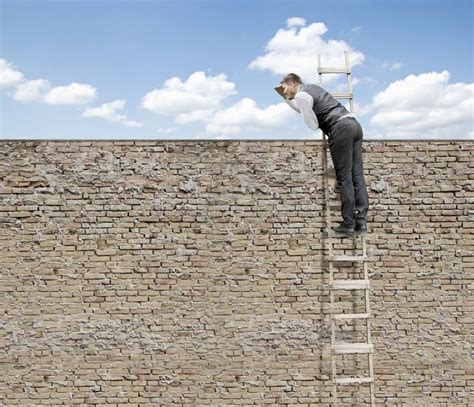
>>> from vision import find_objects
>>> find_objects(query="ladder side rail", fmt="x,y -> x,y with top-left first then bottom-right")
344,51 -> 355,113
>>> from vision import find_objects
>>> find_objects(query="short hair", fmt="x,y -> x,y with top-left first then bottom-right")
281,73 -> 303,85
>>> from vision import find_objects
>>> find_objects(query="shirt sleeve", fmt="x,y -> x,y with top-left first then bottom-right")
284,98 -> 301,113
294,92 -> 319,130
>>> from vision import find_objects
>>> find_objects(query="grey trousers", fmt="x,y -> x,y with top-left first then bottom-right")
328,117 -> 369,227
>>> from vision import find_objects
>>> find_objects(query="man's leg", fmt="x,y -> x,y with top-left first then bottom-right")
352,120 -> 369,225
329,121 -> 356,227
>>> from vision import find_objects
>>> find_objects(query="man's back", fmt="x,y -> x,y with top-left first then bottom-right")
298,83 -> 353,135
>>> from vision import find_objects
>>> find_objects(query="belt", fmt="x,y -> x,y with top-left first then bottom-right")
328,114 -> 356,139
336,113 -> 356,122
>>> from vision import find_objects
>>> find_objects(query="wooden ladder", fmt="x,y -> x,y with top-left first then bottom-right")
318,51 -> 376,406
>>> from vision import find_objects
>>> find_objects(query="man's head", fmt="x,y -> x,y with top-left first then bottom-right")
280,73 -> 303,99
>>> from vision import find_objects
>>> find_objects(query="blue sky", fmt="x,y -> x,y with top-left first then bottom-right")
1,0 -> 473,140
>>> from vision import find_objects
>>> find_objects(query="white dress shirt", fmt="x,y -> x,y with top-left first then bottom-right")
285,92 -> 320,130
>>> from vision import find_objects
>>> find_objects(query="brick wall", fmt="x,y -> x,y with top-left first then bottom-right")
0,140 -> 472,406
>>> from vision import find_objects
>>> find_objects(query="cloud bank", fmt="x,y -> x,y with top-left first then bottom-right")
247,17 -> 365,84
370,71 -> 473,139
0,58 -> 141,127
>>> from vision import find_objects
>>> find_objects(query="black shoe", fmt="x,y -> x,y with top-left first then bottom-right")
355,223 -> 367,233
333,222 -> 354,237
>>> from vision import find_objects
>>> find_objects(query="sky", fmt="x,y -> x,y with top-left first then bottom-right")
1,0 -> 473,140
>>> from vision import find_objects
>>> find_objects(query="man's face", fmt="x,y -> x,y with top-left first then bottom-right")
281,81 -> 298,99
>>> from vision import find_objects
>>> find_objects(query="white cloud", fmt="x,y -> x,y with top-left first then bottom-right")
9,77 -> 97,106
287,17 -> 306,27
140,70 -> 300,137
382,61 -> 405,71
1,59 -> 142,131
333,77 -> 360,93
205,98 -> 295,136
82,99 -> 143,127
43,82 -> 97,105
176,109 -> 215,124
13,79 -> 52,102
139,71 -> 237,123
157,127 -> 177,133
1,58 -> 98,106
247,18 -> 365,84
369,70 -> 474,138
0,59 -> 24,88
360,76 -> 378,86
390,63 -> 404,70
353,101 -> 375,116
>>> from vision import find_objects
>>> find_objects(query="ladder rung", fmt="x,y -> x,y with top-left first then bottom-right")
333,312 -> 369,320
331,92 -> 353,99
330,279 -> 370,290
332,343 -> 373,354
318,68 -> 351,74
328,255 -> 369,262
335,377 -> 374,384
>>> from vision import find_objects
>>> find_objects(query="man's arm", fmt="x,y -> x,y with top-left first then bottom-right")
284,98 -> 301,113
294,92 -> 319,130
274,85 -> 301,113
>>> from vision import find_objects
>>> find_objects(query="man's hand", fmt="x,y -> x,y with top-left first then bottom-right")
274,85 -> 286,98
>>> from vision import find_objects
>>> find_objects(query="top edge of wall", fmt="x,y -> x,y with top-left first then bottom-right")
0,139 -> 472,142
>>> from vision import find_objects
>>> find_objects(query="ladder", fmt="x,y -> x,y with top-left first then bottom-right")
317,51 -> 376,406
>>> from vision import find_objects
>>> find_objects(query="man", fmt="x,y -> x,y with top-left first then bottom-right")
275,73 -> 369,237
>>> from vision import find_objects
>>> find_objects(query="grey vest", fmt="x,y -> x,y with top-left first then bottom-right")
299,83 -> 352,135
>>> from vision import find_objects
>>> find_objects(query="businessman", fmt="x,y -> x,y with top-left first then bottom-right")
275,72 -> 369,237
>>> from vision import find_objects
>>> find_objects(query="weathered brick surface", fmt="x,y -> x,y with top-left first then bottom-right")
0,140 -> 472,406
